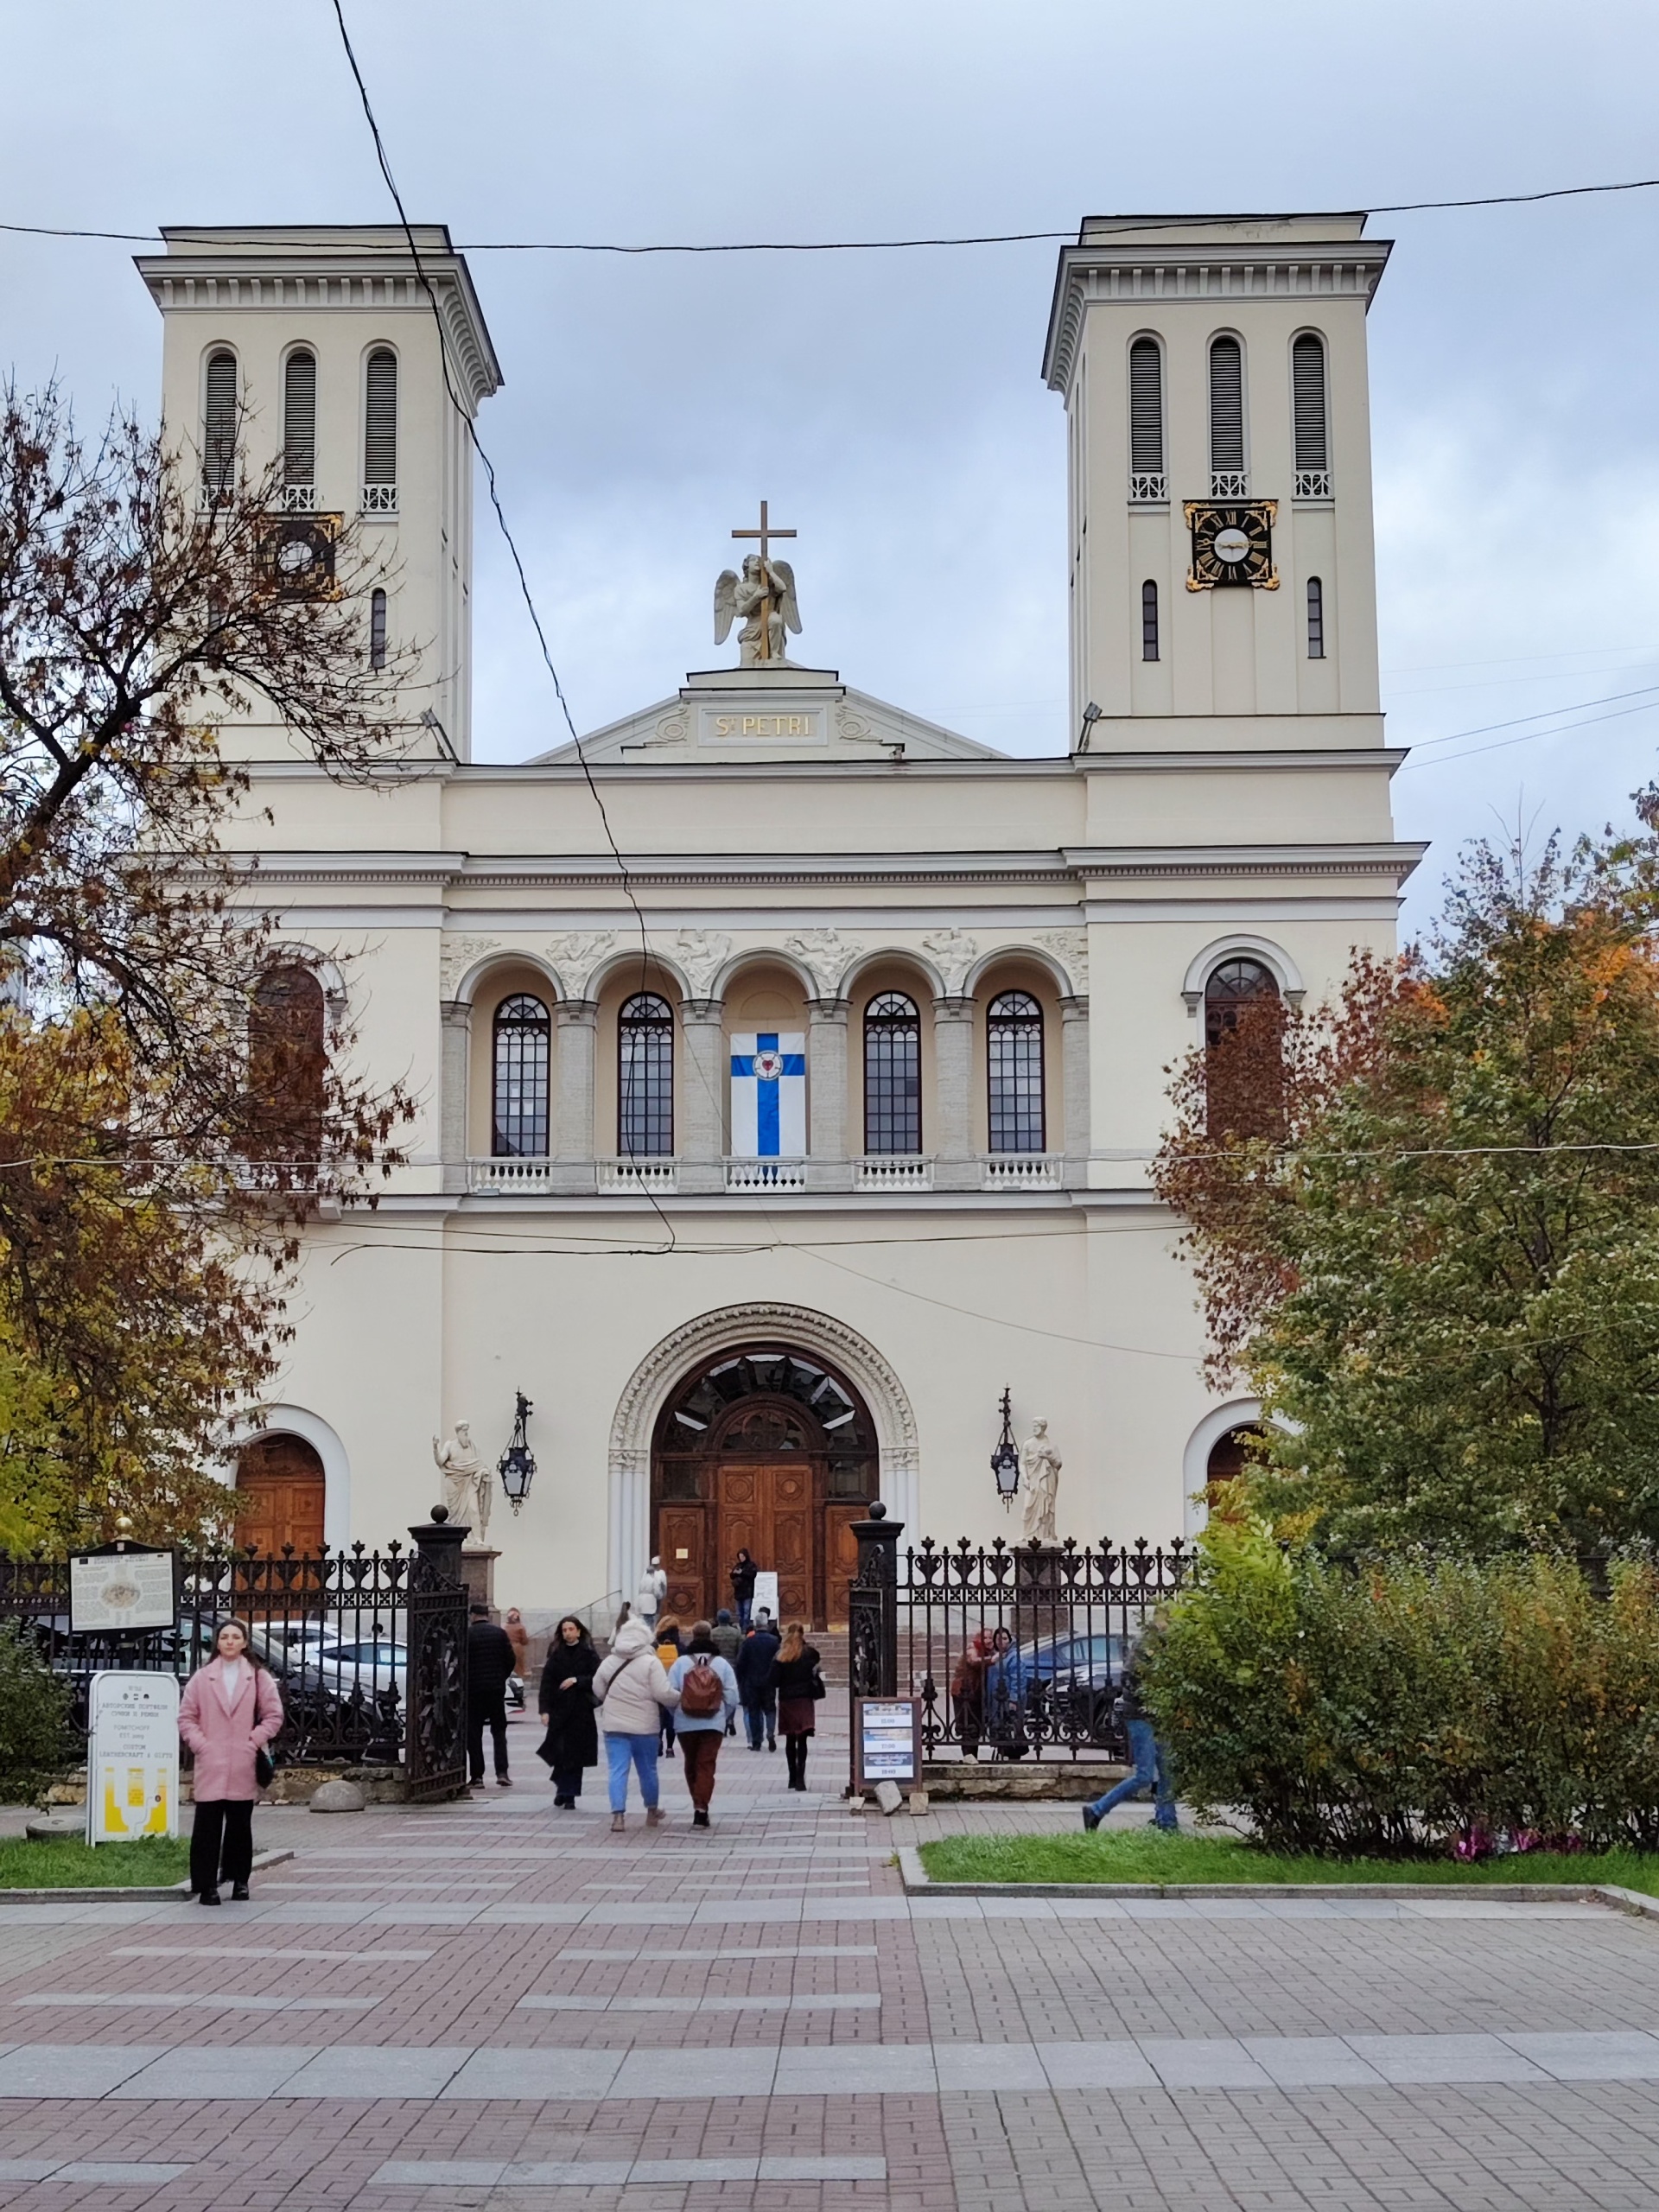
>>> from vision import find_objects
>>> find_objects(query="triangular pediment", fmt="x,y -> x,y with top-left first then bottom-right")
529,667 -> 1004,766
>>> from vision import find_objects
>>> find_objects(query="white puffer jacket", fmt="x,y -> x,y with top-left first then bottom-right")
594,1618 -> 678,1736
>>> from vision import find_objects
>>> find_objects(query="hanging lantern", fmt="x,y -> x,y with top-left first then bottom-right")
497,1390 -> 537,1515
990,1387 -> 1020,1508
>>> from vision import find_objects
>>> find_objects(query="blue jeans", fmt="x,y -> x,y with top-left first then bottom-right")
736,1597 -> 753,1630
742,1692 -> 775,1749
1087,1718 -> 1177,1828
605,1732 -> 660,1814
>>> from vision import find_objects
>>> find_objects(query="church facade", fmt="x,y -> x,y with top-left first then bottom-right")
135,213 -> 1417,1625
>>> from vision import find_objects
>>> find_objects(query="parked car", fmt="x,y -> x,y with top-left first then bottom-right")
995,1631 -> 1135,1750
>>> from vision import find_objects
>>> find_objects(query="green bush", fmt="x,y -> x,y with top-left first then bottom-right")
1141,1523 -> 1659,1856
0,1624 -> 73,1804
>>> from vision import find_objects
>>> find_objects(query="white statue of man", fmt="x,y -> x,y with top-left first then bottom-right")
1020,1417 -> 1062,1547
432,1421 -> 490,1539
714,554 -> 801,666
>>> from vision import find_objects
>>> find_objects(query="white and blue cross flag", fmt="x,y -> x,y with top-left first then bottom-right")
729,1033 -> 806,1158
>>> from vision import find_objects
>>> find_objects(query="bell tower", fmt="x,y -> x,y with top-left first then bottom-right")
136,226 -> 502,760
1044,213 -> 1391,750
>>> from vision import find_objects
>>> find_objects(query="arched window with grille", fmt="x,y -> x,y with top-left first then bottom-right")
283,349 -> 316,503
619,992 -> 674,1158
1204,957 -> 1283,1137
363,348 -> 397,512
864,992 -> 921,1154
988,990 -> 1045,1154
1292,333 -> 1330,498
1208,335 -> 1246,496
250,964 -> 326,1163
1141,578 -> 1160,662
1128,335 -> 1165,500
203,348 -> 238,500
1306,575 -> 1325,659
492,995 -> 550,1158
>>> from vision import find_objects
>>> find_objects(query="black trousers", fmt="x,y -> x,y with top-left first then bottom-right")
190,1798 -> 254,1893
467,1693 -> 509,1780
785,1733 -> 810,1789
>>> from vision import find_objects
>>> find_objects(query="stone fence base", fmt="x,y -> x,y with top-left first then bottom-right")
919,1760 -> 1129,1802
45,1764 -> 410,1808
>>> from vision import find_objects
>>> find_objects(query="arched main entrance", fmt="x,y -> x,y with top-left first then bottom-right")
234,1432 -> 327,1555
652,1347 -> 879,1627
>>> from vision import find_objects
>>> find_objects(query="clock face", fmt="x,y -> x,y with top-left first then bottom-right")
259,515 -> 340,599
1184,500 -> 1279,591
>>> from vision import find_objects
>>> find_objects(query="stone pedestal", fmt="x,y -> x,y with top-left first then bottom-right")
1012,1545 -> 1071,1644
461,1548 -> 499,1611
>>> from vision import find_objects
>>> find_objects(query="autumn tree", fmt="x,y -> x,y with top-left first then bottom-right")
1154,826 -> 1659,1560
0,383 -> 422,1546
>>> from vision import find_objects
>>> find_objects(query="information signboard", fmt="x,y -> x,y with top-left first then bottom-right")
86,1671 -> 180,1845
69,1547 -> 176,1635
751,1569 -> 780,1625
854,1695 -> 922,1789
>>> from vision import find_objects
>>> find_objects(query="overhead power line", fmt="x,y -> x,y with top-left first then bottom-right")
5,172 -> 1659,255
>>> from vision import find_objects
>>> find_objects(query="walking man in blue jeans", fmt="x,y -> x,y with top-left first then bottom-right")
1082,1630 -> 1178,1833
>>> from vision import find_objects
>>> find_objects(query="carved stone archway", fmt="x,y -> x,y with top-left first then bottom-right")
608,1302 -> 919,1605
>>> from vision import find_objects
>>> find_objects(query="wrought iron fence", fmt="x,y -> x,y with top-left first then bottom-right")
0,1537 -> 468,1790
864,1529 -> 1192,1763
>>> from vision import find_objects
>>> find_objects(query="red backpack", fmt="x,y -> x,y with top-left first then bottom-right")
679,1657 -> 724,1719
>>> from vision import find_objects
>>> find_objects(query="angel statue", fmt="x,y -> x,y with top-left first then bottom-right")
715,554 -> 801,666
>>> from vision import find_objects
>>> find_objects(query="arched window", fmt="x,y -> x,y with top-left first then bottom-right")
1208,335 -> 1246,496
1292,333 -> 1330,497
988,990 -> 1045,1154
1306,575 -> 1325,659
1204,958 -> 1283,1137
203,348 -> 238,499
492,994 -> 550,1158
1128,336 -> 1165,499
283,349 -> 316,499
864,992 -> 921,1155
363,348 -> 397,511
250,964 -> 326,1160
1141,578 -> 1160,662
619,993 -> 674,1158
369,588 -> 388,671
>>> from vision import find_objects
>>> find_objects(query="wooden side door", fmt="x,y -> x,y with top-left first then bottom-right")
235,1436 -> 325,1556
716,1465 -> 771,1621
769,1463 -> 813,1624
658,1506 -> 707,1623
823,1503 -> 864,1627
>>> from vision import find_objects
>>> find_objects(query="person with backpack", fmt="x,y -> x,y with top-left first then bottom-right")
666,1622 -> 739,1827
593,1617 -> 679,1832
735,1615 -> 779,1751
768,1622 -> 823,1792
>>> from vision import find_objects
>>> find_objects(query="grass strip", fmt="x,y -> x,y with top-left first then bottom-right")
918,1829 -> 1659,1893
0,1835 -> 192,1889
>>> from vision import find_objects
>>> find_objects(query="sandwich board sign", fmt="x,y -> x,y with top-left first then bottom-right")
86,1671 -> 180,1845
751,1569 -> 780,1625
853,1695 -> 922,1790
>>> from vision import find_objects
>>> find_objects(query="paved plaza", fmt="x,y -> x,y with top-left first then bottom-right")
5,1704 -> 1659,2206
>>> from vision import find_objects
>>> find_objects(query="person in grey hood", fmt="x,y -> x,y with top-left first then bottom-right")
593,1617 -> 679,1832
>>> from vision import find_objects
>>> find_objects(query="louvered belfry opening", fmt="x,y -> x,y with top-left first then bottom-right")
363,348 -> 397,490
203,349 -> 238,495
1292,334 -> 1328,472
283,350 -> 317,488
1128,336 -> 1164,493
1208,336 -> 1245,488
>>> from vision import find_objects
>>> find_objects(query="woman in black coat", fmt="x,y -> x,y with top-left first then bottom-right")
729,1549 -> 758,1630
768,1621 -> 823,1791
537,1616 -> 600,1808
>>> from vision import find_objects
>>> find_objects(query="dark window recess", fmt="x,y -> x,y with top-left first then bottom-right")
1209,337 -> 1245,473
1204,959 -> 1283,1138
249,965 -> 326,1159
1306,575 -> 1325,659
1141,578 -> 1160,661
204,350 -> 238,493
283,351 -> 316,487
492,994 -> 550,1158
619,992 -> 674,1157
1128,337 -> 1164,473
369,588 -> 388,671
863,991 -> 921,1154
988,989 -> 1045,1153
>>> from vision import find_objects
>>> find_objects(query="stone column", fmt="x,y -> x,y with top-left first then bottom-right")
1060,995 -> 1090,1187
554,1000 -> 596,1193
678,999 -> 726,1195
439,1000 -> 470,1196
932,995 -> 976,1191
806,996 -> 850,1192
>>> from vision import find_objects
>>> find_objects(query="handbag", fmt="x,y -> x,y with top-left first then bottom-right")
254,1745 -> 278,1789
809,1666 -> 827,1703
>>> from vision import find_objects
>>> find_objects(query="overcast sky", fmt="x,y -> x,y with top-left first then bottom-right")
4,0 -> 1657,929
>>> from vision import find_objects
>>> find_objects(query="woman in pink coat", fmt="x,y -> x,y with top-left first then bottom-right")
177,1619 -> 284,1905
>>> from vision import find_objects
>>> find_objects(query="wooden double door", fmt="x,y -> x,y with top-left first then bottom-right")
234,1433 -> 327,1556
658,1459 -> 865,1629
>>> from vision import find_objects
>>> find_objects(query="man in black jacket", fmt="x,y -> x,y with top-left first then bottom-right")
467,1603 -> 518,1788
734,1618 -> 780,1751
